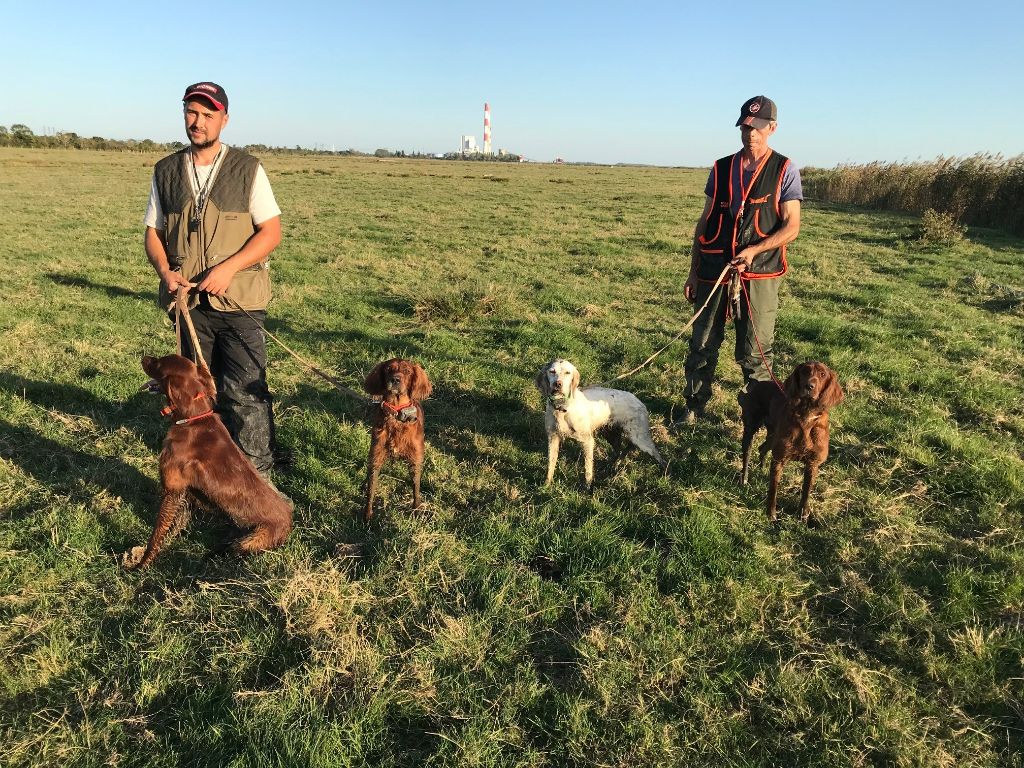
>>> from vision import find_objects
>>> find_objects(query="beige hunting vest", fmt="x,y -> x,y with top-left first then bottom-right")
154,147 -> 271,311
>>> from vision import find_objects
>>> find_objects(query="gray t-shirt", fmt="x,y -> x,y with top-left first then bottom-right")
704,152 -> 803,218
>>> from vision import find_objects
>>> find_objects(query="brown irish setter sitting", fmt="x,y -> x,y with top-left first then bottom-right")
362,358 -> 432,522
740,361 -> 844,524
123,354 -> 292,568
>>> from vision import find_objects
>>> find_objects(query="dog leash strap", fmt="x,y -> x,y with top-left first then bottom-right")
174,409 -> 217,426
602,262 -> 732,385
175,287 -> 210,373
217,294 -> 366,402
740,279 -> 786,396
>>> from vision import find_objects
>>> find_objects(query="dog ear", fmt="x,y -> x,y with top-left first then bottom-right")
819,367 -> 845,410
363,361 -> 387,395
534,363 -> 552,396
784,366 -> 802,400
570,366 -> 580,396
410,363 -> 432,401
195,361 -> 217,398
165,365 -> 211,416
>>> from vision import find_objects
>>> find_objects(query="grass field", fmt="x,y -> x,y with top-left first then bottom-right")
1,147 -> 1023,767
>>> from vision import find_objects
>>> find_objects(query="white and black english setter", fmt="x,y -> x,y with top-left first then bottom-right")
535,359 -> 667,488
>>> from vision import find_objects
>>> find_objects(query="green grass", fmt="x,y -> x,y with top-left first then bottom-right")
1,148 -> 1023,767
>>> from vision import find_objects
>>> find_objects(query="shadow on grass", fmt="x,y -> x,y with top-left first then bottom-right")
45,272 -> 152,303
0,420 -> 158,520
0,371 -> 162,449
835,231 -> 907,248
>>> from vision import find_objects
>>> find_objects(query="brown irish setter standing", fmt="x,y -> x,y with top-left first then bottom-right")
124,354 -> 292,568
362,358 -> 432,522
740,361 -> 844,524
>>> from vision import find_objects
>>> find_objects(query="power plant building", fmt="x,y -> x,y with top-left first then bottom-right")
460,104 -> 496,156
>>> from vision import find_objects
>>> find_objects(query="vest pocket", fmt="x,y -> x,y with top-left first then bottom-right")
753,208 -> 768,239
699,214 -> 724,244
223,266 -> 271,310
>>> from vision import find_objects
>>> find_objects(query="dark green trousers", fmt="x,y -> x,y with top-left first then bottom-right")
683,277 -> 780,411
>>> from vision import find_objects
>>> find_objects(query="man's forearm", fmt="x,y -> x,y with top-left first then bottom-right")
688,234 -> 702,276
144,227 -> 172,278
222,229 -> 279,271
743,222 -> 798,257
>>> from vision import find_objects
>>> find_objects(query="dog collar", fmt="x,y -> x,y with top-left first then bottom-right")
160,391 -> 214,425
160,405 -> 216,426
381,399 -> 418,422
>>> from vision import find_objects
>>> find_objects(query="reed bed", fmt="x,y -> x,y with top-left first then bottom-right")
803,153 -> 1024,235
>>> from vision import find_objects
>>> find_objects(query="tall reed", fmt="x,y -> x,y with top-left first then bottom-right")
803,154 -> 1024,235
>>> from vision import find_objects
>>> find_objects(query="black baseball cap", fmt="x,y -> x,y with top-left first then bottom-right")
736,95 -> 777,128
183,82 -> 228,111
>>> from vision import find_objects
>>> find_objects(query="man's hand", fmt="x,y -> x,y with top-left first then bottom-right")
683,273 -> 699,302
731,248 -> 756,274
161,270 -> 194,293
197,262 -> 238,296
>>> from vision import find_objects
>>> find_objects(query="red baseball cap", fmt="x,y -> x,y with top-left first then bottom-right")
183,82 -> 228,111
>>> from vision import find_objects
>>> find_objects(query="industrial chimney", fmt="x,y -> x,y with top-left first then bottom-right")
483,102 -> 492,155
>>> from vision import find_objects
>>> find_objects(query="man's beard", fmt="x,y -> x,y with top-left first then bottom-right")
190,137 -> 217,150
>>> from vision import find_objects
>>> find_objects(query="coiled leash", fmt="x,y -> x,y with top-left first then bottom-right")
728,270 -> 744,321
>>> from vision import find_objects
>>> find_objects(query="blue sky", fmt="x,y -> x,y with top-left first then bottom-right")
1,0 -> 1019,167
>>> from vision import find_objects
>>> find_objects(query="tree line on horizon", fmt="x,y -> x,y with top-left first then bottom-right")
0,123 -> 521,162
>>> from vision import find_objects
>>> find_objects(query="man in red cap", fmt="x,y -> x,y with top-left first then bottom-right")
679,95 -> 803,424
143,82 -> 284,475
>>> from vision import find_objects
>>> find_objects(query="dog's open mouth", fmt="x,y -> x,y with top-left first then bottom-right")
140,379 -> 161,394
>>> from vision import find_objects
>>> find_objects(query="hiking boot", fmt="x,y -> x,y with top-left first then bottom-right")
673,406 -> 707,429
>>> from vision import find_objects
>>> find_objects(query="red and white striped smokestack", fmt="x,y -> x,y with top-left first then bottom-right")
483,102 -> 492,155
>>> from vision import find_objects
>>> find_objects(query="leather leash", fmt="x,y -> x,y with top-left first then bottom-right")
174,286 -> 210,373
215,293 -> 370,403
598,262 -> 732,386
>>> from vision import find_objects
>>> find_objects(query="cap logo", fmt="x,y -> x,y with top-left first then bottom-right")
749,102 -> 761,114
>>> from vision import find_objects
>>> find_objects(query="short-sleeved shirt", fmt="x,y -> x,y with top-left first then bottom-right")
143,145 -> 281,229
704,151 -> 803,218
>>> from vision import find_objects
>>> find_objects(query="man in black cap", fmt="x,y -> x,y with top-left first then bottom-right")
679,95 -> 803,424
143,82 -> 283,475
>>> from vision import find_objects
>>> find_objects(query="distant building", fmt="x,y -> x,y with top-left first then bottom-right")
460,135 -> 477,154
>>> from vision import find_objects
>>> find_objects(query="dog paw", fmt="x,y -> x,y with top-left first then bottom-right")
120,546 -> 147,569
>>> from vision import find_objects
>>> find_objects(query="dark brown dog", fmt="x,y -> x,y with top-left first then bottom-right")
740,361 -> 844,523
124,354 -> 292,568
362,358 -> 432,522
